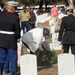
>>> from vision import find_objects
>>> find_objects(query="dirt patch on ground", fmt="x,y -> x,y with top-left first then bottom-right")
38,64 -> 58,75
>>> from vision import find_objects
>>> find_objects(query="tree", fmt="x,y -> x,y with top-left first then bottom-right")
68,0 -> 73,6
64,0 -> 69,6
64,0 -> 73,6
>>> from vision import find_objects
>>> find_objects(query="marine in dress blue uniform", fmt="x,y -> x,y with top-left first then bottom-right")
0,4 -> 20,75
58,6 -> 75,54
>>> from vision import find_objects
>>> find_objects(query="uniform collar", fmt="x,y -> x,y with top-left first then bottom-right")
68,14 -> 73,17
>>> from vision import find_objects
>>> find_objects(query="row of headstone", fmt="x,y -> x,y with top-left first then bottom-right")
19,11 -> 68,75
49,11 -> 67,34
58,53 -> 75,75
34,6 -> 64,28
20,52 -> 75,75
18,12 -> 63,70
48,12 -> 67,50
36,13 -> 63,50
41,33 -> 62,51
36,13 -> 51,27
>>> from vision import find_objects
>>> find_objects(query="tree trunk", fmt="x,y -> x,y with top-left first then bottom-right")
68,0 -> 73,6
45,0 -> 47,11
64,0 -> 69,6
50,0 -> 53,4
39,0 -> 43,13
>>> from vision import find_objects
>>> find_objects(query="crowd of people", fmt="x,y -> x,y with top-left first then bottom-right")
0,2 -> 48,75
1,1 -> 75,75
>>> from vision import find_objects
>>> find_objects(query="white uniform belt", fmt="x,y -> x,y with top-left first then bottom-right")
0,30 -> 14,34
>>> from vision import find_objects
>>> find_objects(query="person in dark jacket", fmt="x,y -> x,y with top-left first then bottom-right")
3,5 -> 20,74
58,6 -> 75,55
29,9 -> 36,29
0,5 -> 20,75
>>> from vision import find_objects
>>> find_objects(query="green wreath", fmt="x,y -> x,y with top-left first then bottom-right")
40,50 -> 57,66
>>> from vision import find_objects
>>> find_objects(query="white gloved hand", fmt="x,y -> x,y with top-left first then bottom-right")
17,39 -> 20,43
58,41 -> 61,45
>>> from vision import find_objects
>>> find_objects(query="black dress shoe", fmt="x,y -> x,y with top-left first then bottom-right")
5,70 -> 11,74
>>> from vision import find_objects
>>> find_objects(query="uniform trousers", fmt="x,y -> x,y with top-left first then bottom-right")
3,49 -> 18,74
3,55 -> 10,73
63,44 -> 75,55
0,48 -> 17,75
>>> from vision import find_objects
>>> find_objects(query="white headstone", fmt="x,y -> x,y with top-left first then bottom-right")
58,53 -> 75,75
42,37 -> 45,41
36,13 -> 51,23
52,33 -> 62,50
20,54 -> 37,75
50,25 -> 55,34
21,30 -> 23,36
17,40 -> 22,65
36,22 -> 42,28
49,19 -> 55,34
69,46 -> 72,54
58,13 -> 67,19
49,43 -> 53,51
27,48 -> 30,52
